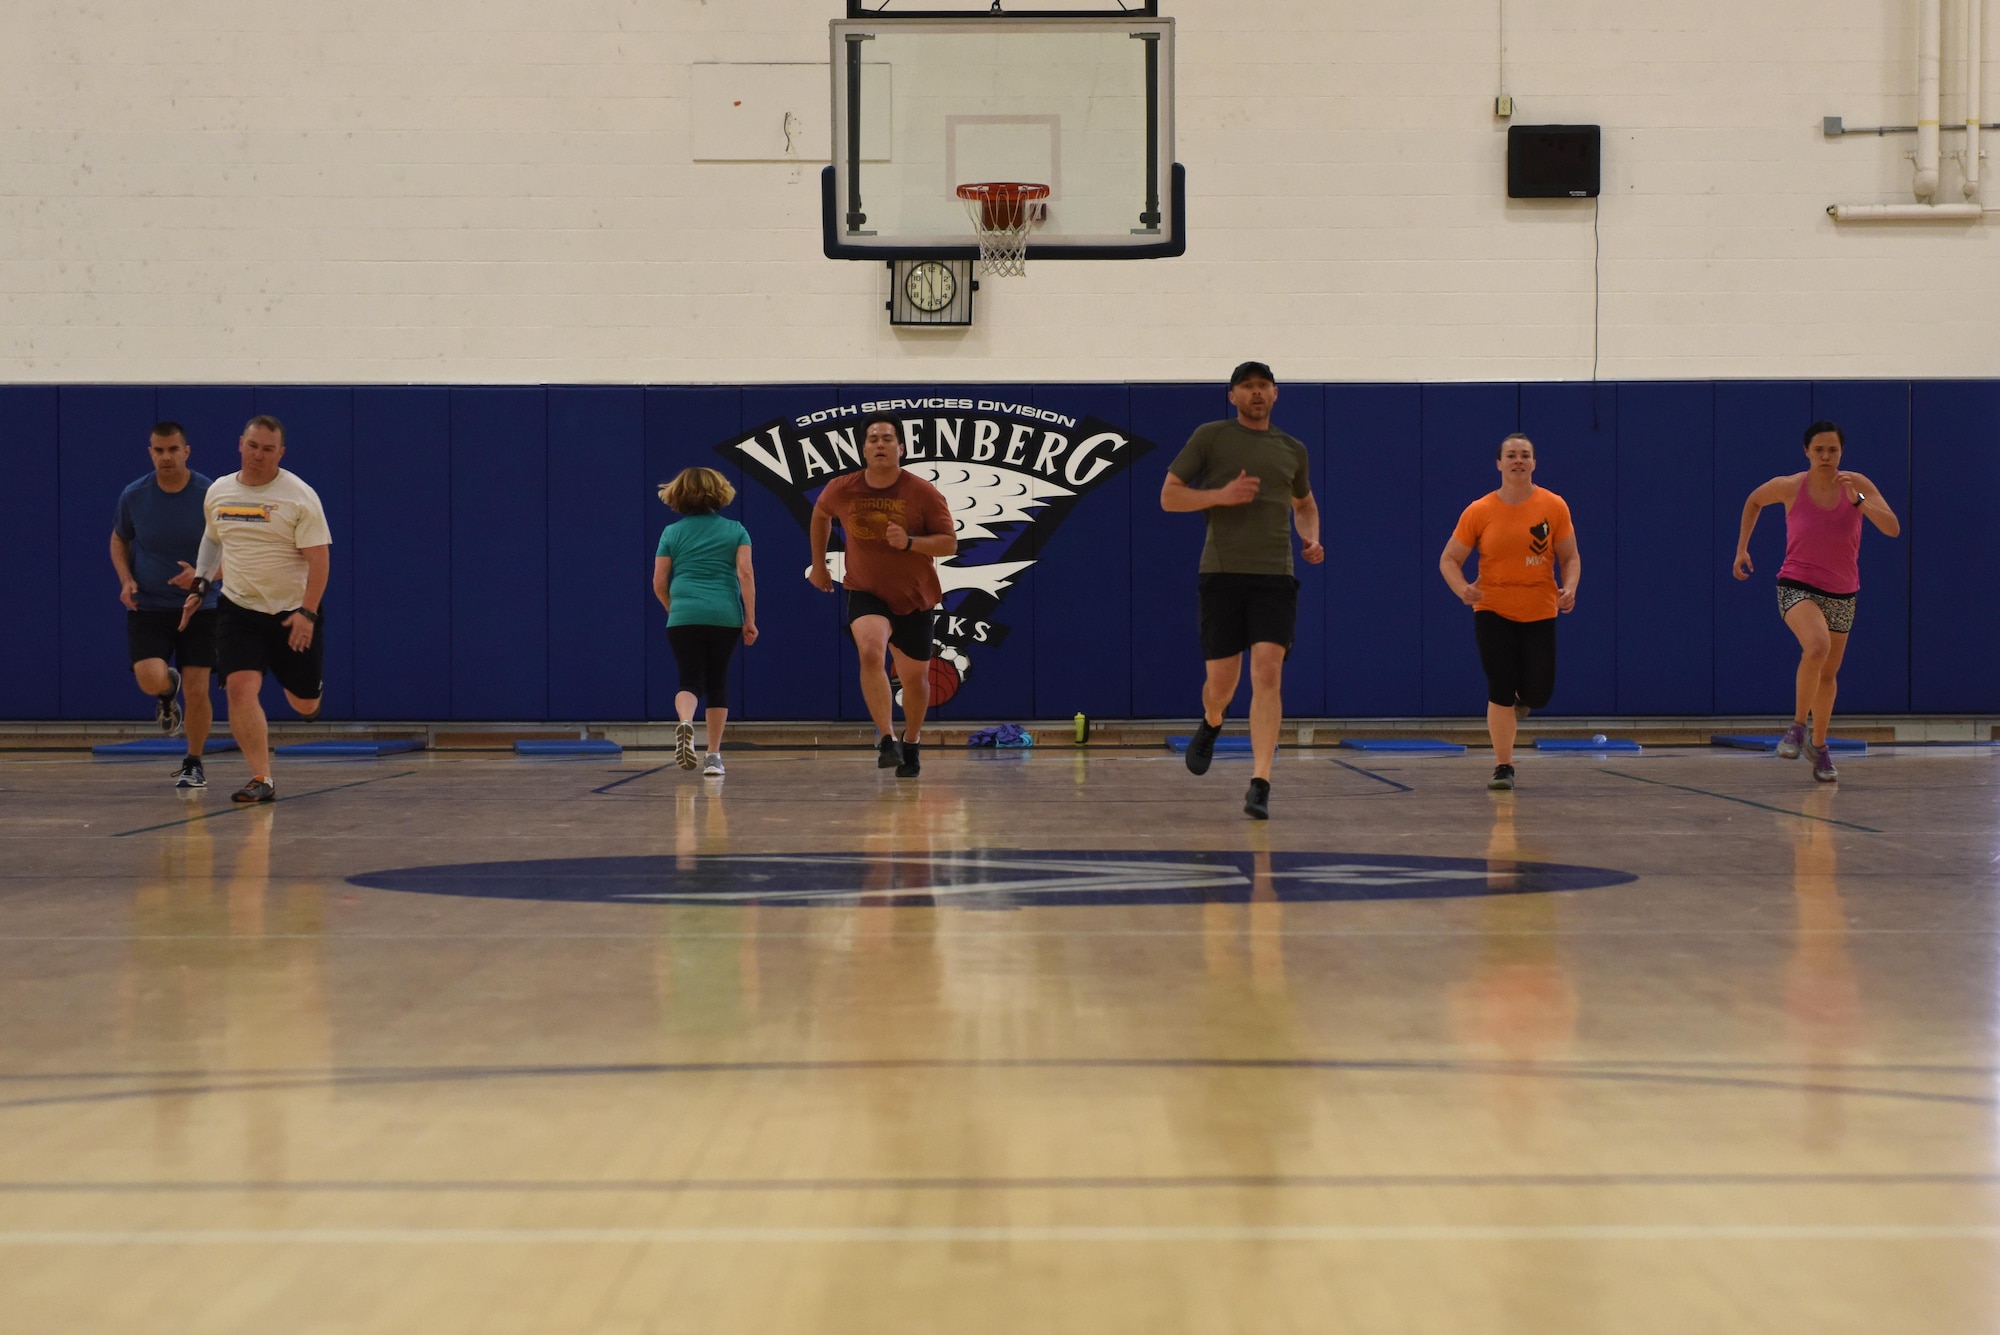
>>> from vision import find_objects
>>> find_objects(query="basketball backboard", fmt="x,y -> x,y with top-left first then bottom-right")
824,12 -> 1181,261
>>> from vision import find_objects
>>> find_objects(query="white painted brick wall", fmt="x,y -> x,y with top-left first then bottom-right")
0,0 -> 1994,382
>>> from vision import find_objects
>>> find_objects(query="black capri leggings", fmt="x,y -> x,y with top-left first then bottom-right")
667,624 -> 740,708
1473,611 -> 1557,710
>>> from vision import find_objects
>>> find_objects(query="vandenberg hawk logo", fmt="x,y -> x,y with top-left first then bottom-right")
718,398 -> 1156,705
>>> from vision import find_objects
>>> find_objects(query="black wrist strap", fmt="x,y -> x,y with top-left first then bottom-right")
292,607 -> 320,624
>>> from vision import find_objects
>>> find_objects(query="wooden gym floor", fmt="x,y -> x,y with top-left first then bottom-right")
1,742 -> 1996,1333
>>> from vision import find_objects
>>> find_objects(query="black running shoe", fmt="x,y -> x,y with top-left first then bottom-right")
895,741 -> 922,778
876,735 -> 900,768
156,667 -> 184,736
173,756 -> 206,790
231,777 -> 276,804
1185,719 -> 1222,775
1243,777 -> 1271,820
1488,764 -> 1516,791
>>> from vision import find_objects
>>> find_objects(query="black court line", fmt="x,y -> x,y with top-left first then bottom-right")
591,764 -> 674,795
1598,769 -> 1883,832
110,771 -> 421,838
1328,758 -> 1414,794
0,1057 -> 1985,1114
3,1170 -> 1994,1195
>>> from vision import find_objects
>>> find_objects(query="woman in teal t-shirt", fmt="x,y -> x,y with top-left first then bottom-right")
652,468 -> 756,776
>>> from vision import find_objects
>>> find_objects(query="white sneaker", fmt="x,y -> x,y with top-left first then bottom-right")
702,753 -> 725,777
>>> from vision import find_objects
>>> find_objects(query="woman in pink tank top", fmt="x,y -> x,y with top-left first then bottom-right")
1732,421 -> 1901,782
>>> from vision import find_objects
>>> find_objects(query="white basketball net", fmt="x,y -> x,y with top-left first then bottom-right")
959,187 -> 1047,277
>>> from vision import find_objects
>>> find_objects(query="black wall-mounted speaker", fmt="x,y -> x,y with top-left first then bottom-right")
1507,124 -> 1601,198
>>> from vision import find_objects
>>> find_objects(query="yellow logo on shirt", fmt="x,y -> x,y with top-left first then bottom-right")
216,505 -> 273,524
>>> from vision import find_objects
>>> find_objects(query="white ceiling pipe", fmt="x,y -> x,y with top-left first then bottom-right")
1965,0 -> 1984,198
1916,0 -> 1942,199
1829,201 -> 1983,218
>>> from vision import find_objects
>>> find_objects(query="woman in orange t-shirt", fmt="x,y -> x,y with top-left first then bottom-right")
1438,433 -> 1582,791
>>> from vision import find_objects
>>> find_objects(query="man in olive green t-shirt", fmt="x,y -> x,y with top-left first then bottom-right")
1160,361 -> 1324,820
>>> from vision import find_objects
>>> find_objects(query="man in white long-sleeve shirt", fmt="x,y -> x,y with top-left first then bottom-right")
174,415 -> 332,804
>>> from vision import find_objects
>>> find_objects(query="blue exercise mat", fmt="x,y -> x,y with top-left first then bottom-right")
1535,738 -> 1643,753
93,737 -> 238,757
1711,734 -> 1867,754
515,739 -> 623,757
1338,738 -> 1466,754
275,739 -> 425,758
1166,735 -> 1264,755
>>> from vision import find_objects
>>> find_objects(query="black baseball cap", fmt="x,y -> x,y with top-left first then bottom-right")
1229,360 -> 1276,386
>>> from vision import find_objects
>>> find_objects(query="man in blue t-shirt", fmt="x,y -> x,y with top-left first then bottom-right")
110,422 -> 220,790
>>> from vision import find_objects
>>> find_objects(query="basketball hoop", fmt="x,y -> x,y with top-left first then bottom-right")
956,182 -> 1049,276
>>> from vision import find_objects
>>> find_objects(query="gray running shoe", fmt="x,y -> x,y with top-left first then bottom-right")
155,667 -> 184,736
1809,744 -> 1838,782
1513,702 -> 1531,724
231,777 -> 275,804
173,756 -> 206,790
1776,722 -> 1807,759
702,753 -> 725,777
675,722 -> 697,770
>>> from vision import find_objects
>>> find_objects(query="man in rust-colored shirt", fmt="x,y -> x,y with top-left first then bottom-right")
809,415 -> 957,777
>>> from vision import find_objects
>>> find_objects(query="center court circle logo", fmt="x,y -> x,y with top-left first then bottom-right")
348,851 -> 1636,908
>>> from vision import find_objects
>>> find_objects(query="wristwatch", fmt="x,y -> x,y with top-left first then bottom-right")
1852,491 -> 1867,508
291,607 -> 320,624
903,533 -> 915,551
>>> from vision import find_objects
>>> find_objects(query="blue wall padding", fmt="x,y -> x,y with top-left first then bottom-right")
352,389 -> 453,719
2,389 -> 62,718
548,388 -> 647,721
1340,738 -> 1467,753
1910,381 -> 2000,711
274,739 -> 423,757
1033,385 -> 1136,721
451,388 -> 548,719
1616,382 -> 1712,714
515,738 -> 622,756
17,378 -> 1992,723
94,736 -> 239,756
1326,384 -> 1424,716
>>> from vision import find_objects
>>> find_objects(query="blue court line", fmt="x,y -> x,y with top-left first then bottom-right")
591,764 -> 675,794
2,1170 -> 1993,1195
109,770 -> 421,838
1328,758 -> 1414,794
1597,769 -> 1883,832
0,1056 -> 1984,1114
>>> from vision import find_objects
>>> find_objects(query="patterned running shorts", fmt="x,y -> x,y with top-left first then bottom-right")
1777,583 -> 1856,634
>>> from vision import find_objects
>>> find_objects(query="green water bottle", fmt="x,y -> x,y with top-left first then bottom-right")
1074,712 -> 1090,744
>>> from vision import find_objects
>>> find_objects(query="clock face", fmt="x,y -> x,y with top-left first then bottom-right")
904,260 -> 957,312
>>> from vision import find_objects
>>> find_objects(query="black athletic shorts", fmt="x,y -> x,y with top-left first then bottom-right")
1473,610 -> 1557,709
1198,573 -> 1298,661
127,607 -> 218,670
845,589 -> 936,662
667,624 -> 740,708
216,596 -> 325,701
